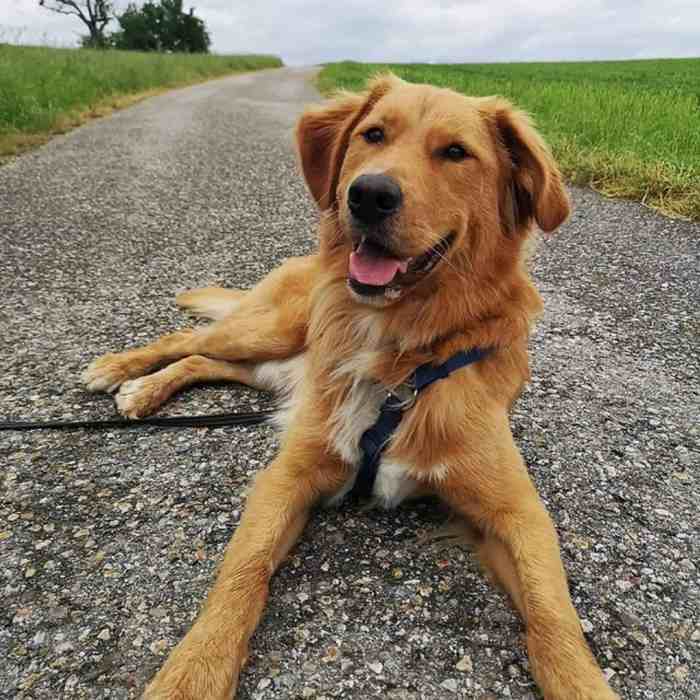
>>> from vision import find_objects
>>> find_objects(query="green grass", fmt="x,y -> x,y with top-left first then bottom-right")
319,60 -> 700,221
0,44 -> 282,157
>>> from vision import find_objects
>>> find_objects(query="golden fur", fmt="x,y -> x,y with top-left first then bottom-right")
83,74 -> 618,699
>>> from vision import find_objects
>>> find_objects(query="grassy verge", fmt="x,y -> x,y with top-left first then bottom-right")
0,45 -> 282,160
318,60 -> 700,221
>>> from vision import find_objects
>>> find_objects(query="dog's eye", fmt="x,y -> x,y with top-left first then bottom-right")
444,144 -> 469,161
363,127 -> 385,144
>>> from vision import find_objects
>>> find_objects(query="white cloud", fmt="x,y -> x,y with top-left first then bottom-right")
2,0 -> 698,64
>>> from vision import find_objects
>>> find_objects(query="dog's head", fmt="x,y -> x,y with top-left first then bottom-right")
296,74 -> 569,307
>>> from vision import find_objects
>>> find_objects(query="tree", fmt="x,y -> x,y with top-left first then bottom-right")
112,0 -> 210,53
172,4 -> 210,53
39,0 -> 114,48
111,2 -> 159,51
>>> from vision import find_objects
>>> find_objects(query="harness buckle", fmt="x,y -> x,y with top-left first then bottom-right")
386,381 -> 418,410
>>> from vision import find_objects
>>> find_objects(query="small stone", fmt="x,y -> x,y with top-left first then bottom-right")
616,580 -> 633,592
672,665 -> 689,682
257,677 -> 272,690
630,630 -> 648,645
97,628 -> 111,641
301,660 -> 317,675
440,678 -> 459,692
455,655 -> 473,673
387,691 -> 414,700
25,567 -> 36,578
617,608 -> 642,627
48,606 -> 68,621
149,639 -> 168,654
603,668 -> 616,681
368,661 -> 383,674
301,688 -> 315,698
297,592 -> 310,603
321,645 -> 339,663
18,672 -> 40,690
581,619 -> 594,633
675,446 -> 691,466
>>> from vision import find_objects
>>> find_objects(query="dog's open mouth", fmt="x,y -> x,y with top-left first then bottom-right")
348,232 -> 456,298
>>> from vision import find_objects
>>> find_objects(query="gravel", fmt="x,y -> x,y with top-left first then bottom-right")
1,67 -> 698,700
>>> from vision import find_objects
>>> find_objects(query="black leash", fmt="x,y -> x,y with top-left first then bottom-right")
0,410 -> 276,432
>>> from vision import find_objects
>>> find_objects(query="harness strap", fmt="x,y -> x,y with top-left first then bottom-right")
352,347 -> 490,498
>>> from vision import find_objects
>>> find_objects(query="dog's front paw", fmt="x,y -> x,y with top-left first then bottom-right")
82,353 -> 132,393
83,350 -> 154,393
144,646 -> 240,700
116,376 -> 164,418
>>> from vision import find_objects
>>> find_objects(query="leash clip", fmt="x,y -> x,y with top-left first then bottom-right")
386,381 -> 418,410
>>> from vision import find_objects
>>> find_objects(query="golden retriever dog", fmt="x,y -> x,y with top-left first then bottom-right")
83,74 -> 618,699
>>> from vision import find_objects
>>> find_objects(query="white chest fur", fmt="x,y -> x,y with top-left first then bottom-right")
325,375 -> 419,508
253,347 -> 419,508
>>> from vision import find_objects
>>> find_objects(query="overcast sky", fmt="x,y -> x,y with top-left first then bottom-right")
3,0 -> 699,64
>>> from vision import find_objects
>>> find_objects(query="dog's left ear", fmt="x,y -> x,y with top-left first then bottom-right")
296,74 -> 399,211
481,99 -> 570,234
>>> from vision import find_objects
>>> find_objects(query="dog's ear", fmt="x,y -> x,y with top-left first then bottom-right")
296,74 -> 399,210
481,98 -> 570,234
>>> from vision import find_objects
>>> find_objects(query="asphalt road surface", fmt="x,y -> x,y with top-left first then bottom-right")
1,67 -> 698,700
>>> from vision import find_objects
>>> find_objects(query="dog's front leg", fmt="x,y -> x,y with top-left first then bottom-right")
434,423 -> 619,700
144,434 -> 347,700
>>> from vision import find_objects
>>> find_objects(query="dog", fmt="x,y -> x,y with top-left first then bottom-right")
83,74 -> 619,699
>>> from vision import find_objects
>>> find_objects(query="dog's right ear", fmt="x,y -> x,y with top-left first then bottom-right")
296,75 -> 399,211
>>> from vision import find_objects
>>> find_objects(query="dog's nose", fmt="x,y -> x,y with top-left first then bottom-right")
348,174 -> 402,224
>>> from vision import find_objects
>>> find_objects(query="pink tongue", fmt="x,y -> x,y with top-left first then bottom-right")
349,245 -> 407,286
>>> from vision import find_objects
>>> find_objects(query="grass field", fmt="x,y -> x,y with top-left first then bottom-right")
319,60 -> 700,220
0,44 -> 281,159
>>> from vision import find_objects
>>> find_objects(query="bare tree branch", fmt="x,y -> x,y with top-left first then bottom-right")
39,0 -> 114,46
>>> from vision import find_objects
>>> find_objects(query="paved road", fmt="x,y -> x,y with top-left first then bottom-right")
1,68 -> 698,700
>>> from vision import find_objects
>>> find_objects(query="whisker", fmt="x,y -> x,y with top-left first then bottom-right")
409,222 -> 474,287
434,249 -> 473,287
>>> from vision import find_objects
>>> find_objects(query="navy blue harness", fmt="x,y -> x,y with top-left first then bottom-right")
351,347 -> 490,498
